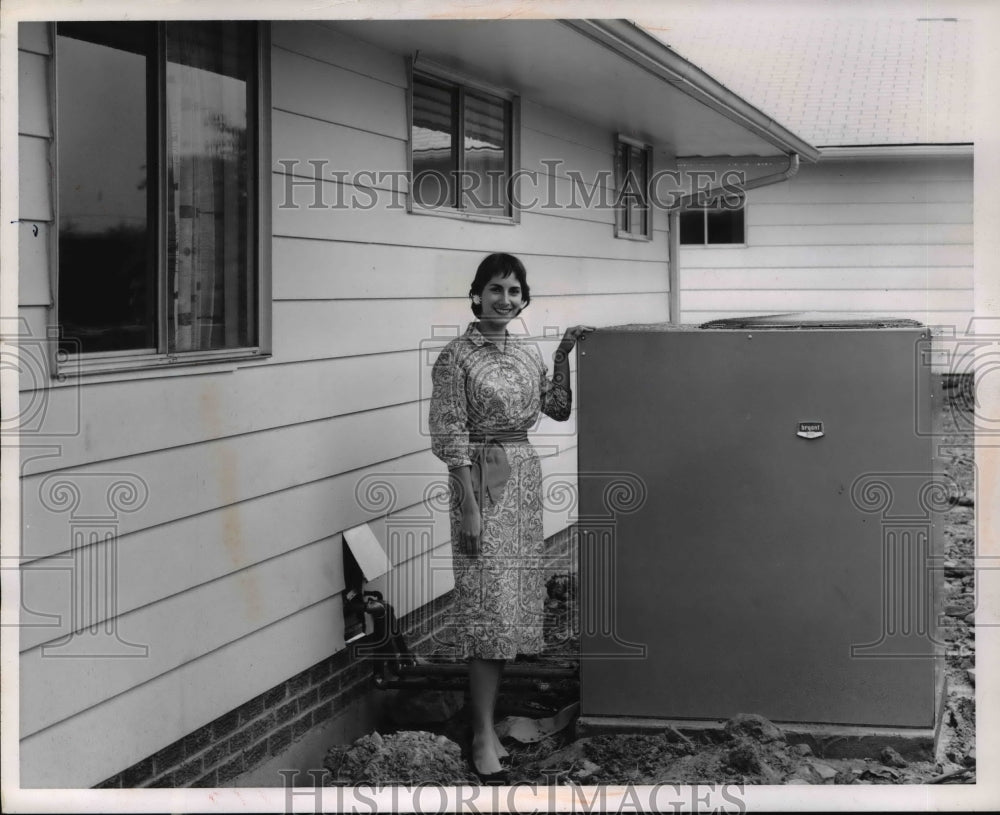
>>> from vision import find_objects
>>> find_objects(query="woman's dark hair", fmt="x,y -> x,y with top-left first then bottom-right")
469,253 -> 530,317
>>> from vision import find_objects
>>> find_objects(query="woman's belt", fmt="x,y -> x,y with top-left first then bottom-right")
469,430 -> 529,507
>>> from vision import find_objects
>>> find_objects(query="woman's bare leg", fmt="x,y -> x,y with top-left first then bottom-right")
469,658 -> 504,774
491,660 -> 509,759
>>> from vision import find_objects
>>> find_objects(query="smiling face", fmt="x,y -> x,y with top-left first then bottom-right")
478,273 -> 524,328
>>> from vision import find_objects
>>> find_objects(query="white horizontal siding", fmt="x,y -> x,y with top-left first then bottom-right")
22,292 -> 644,384
273,239 -> 667,300
779,158 -> 974,183
520,94 -> 622,156
747,202 -> 972,226
19,427 -> 578,655
686,289 -> 971,313
686,267 -> 970,290
270,120 -> 627,235
681,244 -> 971,269
271,107 -> 406,182
21,397 -> 577,550
19,50 -> 50,138
745,223 -> 971,246
22,417 -> 569,621
269,293 -> 665,364
21,535 -> 346,736
16,324 -> 580,468
18,134 -> 50,222
748,178 -> 970,205
20,447 -> 445,651
271,20 -> 407,88
272,175 -> 665,260
679,156 -> 973,370
21,439 -> 577,747
20,351 -> 432,469
18,25 -> 53,308
19,20 -> 670,786
19,221 -> 50,306
19,21 -> 51,55
272,46 -> 406,140
21,397 -> 579,561
521,125 -> 616,190
20,596 -> 347,788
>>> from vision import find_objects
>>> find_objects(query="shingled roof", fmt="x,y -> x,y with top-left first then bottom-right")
641,15 -> 973,147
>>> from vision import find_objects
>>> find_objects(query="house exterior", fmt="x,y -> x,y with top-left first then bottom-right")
654,15 -> 974,351
10,18 -> 819,788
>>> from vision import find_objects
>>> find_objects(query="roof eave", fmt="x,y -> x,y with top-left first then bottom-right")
565,19 -> 821,164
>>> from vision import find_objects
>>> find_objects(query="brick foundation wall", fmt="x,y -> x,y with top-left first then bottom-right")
542,524 -> 578,572
93,525 -> 578,788
397,586 -> 459,657
94,646 -> 374,788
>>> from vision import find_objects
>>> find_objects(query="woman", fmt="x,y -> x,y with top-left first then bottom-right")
429,252 -> 592,779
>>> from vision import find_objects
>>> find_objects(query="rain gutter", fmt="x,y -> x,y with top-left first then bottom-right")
674,152 -> 801,209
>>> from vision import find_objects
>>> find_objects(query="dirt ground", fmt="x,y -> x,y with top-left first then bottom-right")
325,376 -> 976,786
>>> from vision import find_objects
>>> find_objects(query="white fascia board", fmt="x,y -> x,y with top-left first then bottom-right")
819,144 -> 974,160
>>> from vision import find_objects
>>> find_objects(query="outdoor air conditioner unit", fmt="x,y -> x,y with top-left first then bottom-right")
575,316 -> 946,751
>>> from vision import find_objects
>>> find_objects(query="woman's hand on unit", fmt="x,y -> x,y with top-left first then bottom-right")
556,325 -> 596,357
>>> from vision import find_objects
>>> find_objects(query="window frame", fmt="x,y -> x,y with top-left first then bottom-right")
614,135 -> 653,242
406,57 -> 521,225
679,200 -> 748,248
50,21 -> 272,378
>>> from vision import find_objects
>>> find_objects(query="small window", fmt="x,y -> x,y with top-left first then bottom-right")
55,21 -> 268,368
409,68 -> 516,219
614,138 -> 652,240
680,205 -> 746,245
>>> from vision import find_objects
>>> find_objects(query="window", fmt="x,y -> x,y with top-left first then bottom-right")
680,205 -> 746,245
409,66 -> 517,219
614,138 -> 652,240
55,21 -> 268,368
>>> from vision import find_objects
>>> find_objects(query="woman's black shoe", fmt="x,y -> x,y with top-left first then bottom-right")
475,769 -> 509,785
470,759 -> 509,785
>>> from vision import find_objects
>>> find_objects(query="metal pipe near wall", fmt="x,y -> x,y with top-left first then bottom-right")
373,661 -> 577,691
361,590 -> 578,690
374,676 -> 569,691
393,661 -> 577,679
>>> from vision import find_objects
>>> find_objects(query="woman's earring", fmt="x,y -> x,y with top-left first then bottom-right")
472,295 -> 481,304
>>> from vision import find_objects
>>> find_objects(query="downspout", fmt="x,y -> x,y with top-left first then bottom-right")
668,209 -> 681,325
668,153 -> 801,324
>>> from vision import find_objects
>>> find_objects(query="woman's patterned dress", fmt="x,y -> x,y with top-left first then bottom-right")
429,322 -> 571,660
